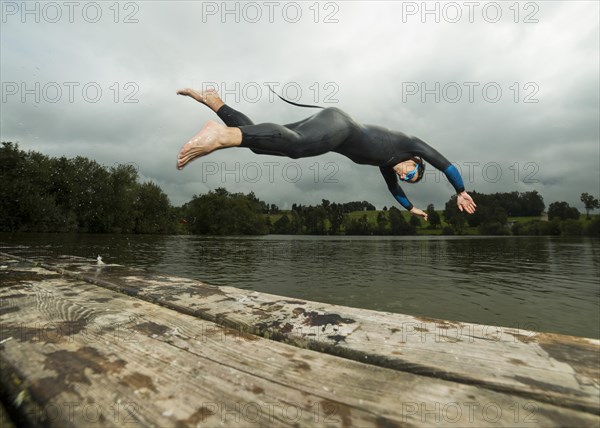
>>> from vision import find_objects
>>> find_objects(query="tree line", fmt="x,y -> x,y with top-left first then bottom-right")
1,142 -> 176,234
440,190 -> 599,237
1,142 -> 598,236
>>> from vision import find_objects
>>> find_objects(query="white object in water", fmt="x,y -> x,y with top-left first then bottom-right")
97,255 -> 105,265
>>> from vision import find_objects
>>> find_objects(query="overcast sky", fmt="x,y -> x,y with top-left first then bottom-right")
1,1 -> 599,211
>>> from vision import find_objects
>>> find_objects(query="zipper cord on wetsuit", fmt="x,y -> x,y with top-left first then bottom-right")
267,85 -> 324,109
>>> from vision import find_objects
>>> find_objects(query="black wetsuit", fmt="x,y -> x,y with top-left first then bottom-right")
216,104 -> 465,210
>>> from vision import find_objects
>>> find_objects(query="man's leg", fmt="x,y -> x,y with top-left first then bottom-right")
238,107 -> 359,159
177,87 -> 285,157
176,86 -> 361,168
176,87 -> 313,161
177,107 -> 360,169
177,88 -> 254,126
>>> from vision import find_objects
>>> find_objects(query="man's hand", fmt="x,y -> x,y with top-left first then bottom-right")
410,207 -> 429,221
457,191 -> 477,214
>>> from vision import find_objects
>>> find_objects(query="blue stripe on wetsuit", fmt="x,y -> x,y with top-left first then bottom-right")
444,164 -> 465,194
393,190 -> 413,210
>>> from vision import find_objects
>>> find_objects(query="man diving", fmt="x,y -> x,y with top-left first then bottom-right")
176,87 -> 477,220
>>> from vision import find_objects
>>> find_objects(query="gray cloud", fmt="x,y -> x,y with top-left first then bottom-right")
1,1 -> 598,211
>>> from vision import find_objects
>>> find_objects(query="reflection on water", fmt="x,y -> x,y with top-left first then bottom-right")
1,233 -> 598,338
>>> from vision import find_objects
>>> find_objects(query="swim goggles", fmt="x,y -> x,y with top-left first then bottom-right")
401,164 -> 419,182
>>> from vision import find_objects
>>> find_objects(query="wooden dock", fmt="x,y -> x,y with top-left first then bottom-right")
0,248 -> 598,427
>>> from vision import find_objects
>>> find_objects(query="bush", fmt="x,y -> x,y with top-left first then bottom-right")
584,217 -> 600,237
343,214 -> 374,235
479,222 -> 509,235
441,226 -> 455,235
560,219 -> 583,236
512,220 -> 560,236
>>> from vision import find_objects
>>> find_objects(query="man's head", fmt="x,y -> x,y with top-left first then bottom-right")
393,157 -> 425,183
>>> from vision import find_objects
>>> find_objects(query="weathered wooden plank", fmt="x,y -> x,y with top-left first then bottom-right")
3,250 -> 596,415
0,400 -> 16,428
1,276 -> 391,427
1,264 -> 598,427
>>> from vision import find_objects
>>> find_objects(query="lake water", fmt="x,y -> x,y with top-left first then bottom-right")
1,233 -> 598,339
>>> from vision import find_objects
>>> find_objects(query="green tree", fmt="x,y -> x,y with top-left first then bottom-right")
519,191 -> 545,216
477,203 -> 508,235
133,182 -> 175,234
443,196 -> 467,234
0,142 -> 27,230
2,146 -> 66,232
328,203 -> 345,235
186,188 -> 268,235
48,156 -> 74,226
376,211 -> 389,235
304,206 -> 327,234
290,210 -> 304,234
388,207 -> 415,235
108,163 -> 139,233
409,215 -> 421,228
73,158 -> 113,233
273,214 -> 293,234
426,204 -> 441,229
344,214 -> 373,235
548,202 -> 580,221
580,193 -> 599,219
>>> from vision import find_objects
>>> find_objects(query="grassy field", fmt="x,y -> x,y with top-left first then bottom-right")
508,214 -> 598,225
508,216 -> 545,223
265,209 -> 447,234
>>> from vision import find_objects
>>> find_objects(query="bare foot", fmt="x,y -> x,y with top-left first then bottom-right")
176,87 -> 224,111
177,121 -> 230,170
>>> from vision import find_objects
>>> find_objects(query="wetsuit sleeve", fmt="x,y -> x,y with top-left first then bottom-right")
411,138 -> 465,194
443,164 -> 465,194
380,166 -> 413,211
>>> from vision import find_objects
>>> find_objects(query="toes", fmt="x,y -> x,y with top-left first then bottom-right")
178,150 -> 197,165
178,153 -> 195,169
177,155 -> 189,169
180,144 -> 190,155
